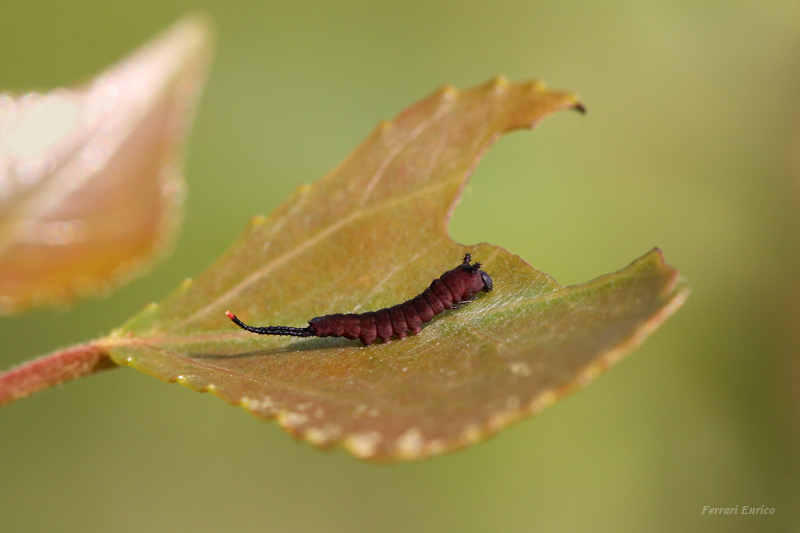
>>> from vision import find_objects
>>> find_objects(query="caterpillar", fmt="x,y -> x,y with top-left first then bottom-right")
225,253 -> 493,345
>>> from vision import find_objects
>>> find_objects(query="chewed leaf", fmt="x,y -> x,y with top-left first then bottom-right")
100,78 -> 686,461
0,16 -> 213,313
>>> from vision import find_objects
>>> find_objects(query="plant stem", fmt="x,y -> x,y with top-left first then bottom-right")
0,343 -> 118,408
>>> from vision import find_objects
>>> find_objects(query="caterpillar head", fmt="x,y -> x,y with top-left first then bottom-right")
479,270 -> 493,292
461,253 -> 493,294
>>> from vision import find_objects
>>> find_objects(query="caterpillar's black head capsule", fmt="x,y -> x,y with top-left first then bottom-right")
480,270 -> 493,292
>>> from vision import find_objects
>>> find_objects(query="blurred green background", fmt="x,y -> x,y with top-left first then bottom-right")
2,1 -> 799,531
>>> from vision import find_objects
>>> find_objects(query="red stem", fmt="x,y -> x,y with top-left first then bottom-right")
0,343 -> 117,408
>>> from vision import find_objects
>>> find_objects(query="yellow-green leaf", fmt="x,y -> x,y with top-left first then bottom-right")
100,78 -> 686,461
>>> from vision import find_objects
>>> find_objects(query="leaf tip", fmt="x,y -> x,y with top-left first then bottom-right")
490,75 -> 510,92
434,84 -> 459,101
646,247 -> 685,285
374,119 -> 393,135
249,214 -> 268,227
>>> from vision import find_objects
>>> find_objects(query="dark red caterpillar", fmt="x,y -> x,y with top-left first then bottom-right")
225,253 -> 493,345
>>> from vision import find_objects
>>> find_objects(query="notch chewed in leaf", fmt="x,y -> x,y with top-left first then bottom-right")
96,77 -> 687,461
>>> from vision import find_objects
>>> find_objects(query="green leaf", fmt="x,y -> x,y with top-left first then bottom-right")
100,78 -> 687,461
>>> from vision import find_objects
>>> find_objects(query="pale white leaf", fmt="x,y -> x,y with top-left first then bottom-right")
0,15 -> 213,313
